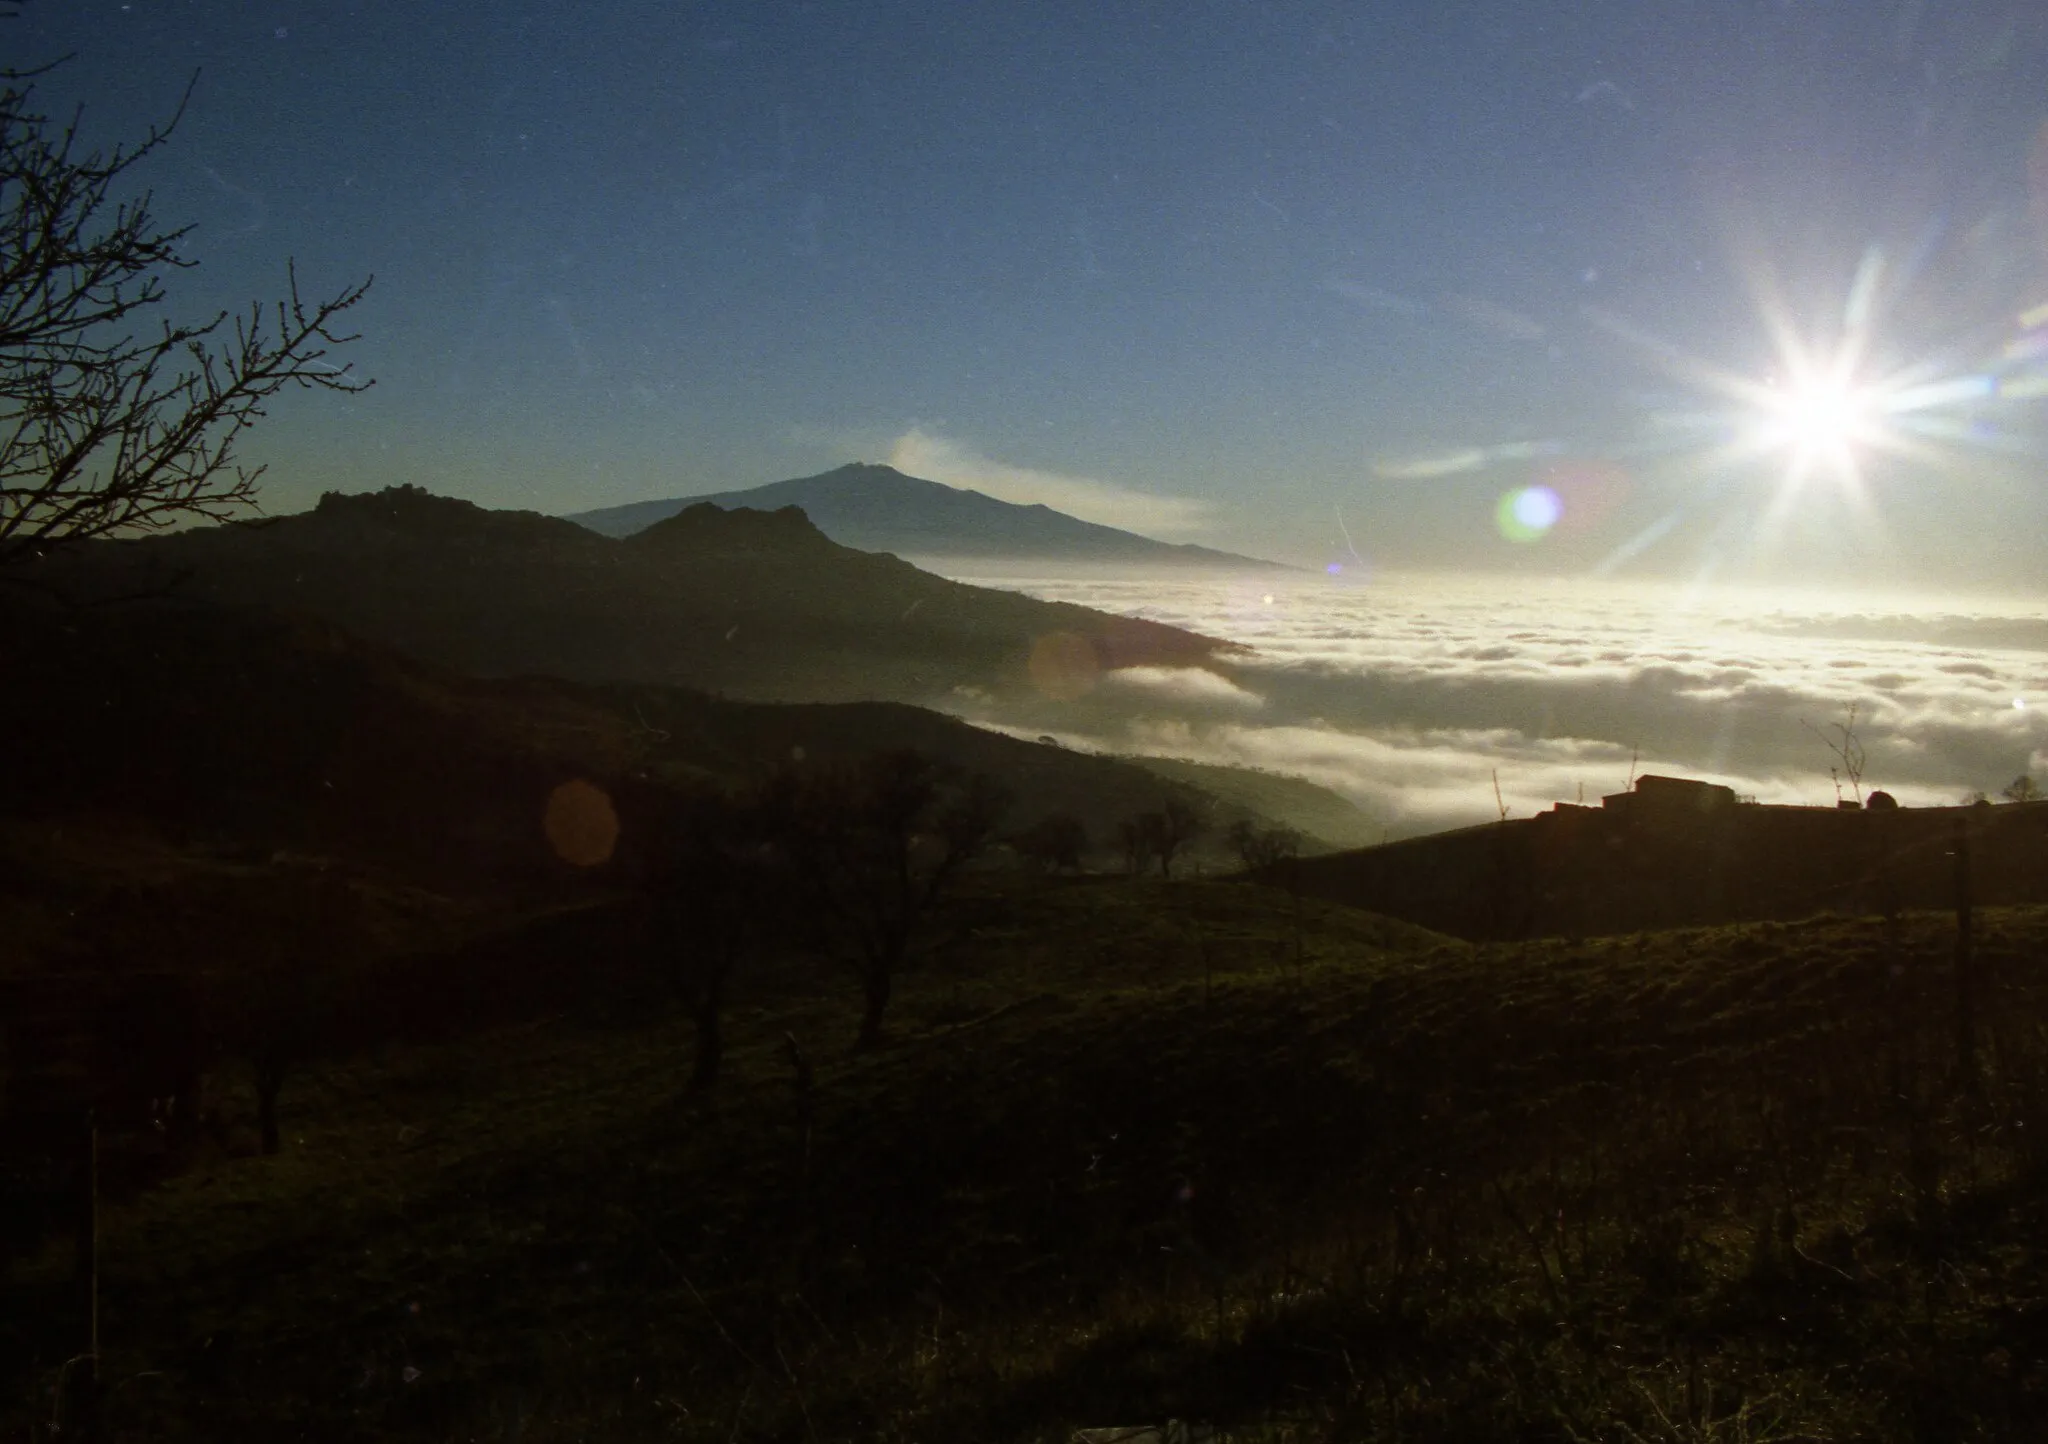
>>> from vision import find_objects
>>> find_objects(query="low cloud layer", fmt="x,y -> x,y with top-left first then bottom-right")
887,429 -> 1213,540
1102,665 -> 1264,710
949,570 -> 2048,839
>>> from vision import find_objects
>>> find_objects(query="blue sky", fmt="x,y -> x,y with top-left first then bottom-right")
20,0 -> 2048,584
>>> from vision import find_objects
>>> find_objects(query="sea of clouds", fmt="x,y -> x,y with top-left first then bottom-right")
942,569 -> 2048,840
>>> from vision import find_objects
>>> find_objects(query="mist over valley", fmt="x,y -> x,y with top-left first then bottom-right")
950,569 -> 2048,836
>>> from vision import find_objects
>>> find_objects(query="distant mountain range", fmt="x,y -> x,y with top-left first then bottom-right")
29,484 -> 1237,708
565,463 -> 1292,572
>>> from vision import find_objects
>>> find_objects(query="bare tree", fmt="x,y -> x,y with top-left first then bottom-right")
229,872 -> 359,1154
1014,811 -> 1088,873
1802,703 -> 1867,806
769,750 -> 1008,1049
1118,815 -> 1155,876
0,68 -> 372,567
644,787 -> 773,1091
1227,818 -> 1302,873
1149,796 -> 1205,879
2001,774 -> 2041,804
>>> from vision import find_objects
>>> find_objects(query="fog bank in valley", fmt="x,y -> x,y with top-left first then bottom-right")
947,570 -> 2048,840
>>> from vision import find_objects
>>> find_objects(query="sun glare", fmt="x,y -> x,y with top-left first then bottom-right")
1578,241 -> 2048,577
1750,369 -> 1882,477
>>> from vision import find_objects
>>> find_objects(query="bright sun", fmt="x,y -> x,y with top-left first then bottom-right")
1583,243 -> 2048,579
1752,372 -> 1881,471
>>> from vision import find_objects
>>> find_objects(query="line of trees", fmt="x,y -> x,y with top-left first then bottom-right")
636,767 -> 1311,1083
638,750 -> 1011,1080
1118,797 -> 1206,878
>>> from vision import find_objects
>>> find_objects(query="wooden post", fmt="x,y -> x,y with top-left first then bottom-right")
1287,856 -> 1304,992
1875,806 -> 1899,943
65,1107 -> 101,1441
782,1032 -> 814,1178
1953,818 -> 1979,1094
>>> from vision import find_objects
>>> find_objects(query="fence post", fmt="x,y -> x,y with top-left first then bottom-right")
62,1107 -> 101,1441
1953,817 -> 1979,1094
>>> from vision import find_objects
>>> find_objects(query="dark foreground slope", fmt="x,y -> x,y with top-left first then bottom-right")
26,485 -> 1234,706
0,589 -> 1294,910
8,874 -> 2048,1443
567,461 -> 1290,571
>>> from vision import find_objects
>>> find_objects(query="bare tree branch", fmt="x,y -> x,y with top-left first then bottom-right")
0,69 -> 371,567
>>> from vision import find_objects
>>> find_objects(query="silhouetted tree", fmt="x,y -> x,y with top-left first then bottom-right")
1014,811 -> 1088,873
1802,703 -> 1867,807
1226,818 -> 1303,873
769,750 -> 1008,1048
229,874 -> 358,1154
1118,816 -> 1155,876
1149,796 -> 1206,879
644,787 -> 771,1091
0,67 -> 371,567
2002,774 -> 2041,804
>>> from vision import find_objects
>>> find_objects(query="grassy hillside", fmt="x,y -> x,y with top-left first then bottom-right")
1126,755 -> 1380,852
1290,794 -> 2048,940
9,874 -> 2048,1441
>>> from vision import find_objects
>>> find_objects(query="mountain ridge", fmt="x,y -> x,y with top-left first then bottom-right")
566,462 -> 1292,571
25,484 -> 1242,709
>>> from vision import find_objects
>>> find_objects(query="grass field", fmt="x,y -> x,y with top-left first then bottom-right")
8,876 -> 2048,1441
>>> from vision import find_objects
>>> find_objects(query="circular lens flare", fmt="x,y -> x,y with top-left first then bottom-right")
1496,485 -> 1562,542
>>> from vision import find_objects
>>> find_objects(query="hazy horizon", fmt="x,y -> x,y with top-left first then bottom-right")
935,566 -> 2048,838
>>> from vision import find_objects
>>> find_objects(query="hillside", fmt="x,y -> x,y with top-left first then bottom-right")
1126,754 -> 1380,851
24,485 -> 1236,708
1287,776 -> 2048,939
7,875 -> 2047,1441
566,462 -> 1292,571
0,589 -> 1302,881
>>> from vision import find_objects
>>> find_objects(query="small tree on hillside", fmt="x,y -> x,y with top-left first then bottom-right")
1118,816 -> 1155,876
1014,811 -> 1088,873
1802,703 -> 1867,806
0,68 -> 372,567
2002,774 -> 2041,804
644,787 -> 773,1091
1227,818 -> 1303,873
228,871 -> 359,1154
769,750 -> 1009,1049
1149,796 -> 1205,879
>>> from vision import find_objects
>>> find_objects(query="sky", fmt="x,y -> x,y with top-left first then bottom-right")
16,0 -> 2048,587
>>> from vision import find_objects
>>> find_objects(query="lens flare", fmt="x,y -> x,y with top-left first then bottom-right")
1536,458 -> 1631,536
1497,485 -> 1562,542
544,778 -> 619,867
1583,235 -> 2048,579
